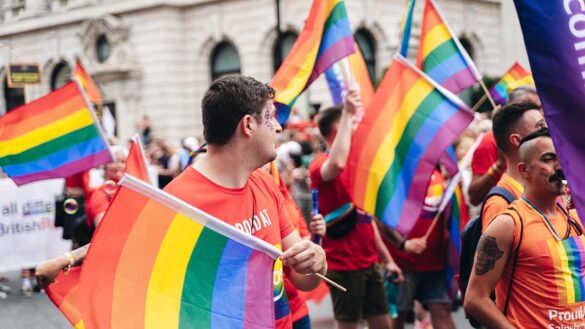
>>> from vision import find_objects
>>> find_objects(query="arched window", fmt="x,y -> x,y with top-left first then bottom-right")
210,42 -> 241,81
354,29 -> 376,82
4,77 -> 25,112
51,62 -> 72,91
459,36 -> 475,60
273,32 -> 298,73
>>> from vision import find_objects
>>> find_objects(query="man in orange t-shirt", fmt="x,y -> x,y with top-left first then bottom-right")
481,102 -> 546,230
465,128 -> 585,328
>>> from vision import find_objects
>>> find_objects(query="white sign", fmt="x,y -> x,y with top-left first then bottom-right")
0,178 -> 70,273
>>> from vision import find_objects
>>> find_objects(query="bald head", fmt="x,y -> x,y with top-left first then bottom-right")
518,127 -> 551,162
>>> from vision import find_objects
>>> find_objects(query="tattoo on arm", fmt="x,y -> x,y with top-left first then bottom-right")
475,235 -> 504,275
71,244 -> 90,266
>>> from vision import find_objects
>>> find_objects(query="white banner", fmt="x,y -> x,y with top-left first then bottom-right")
0,178 -> 71,273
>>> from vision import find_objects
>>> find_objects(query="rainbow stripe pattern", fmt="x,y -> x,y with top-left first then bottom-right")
324,42 -> 375,108
74,59 -> 103,104
416,0 -> 480,94
47,268 -> 85,329
445,183 -> 468,299
544,237 -> 585,305
78,175 -> 281,329
0,81 -> 112,185
399,0 -> 416,57
271,0 -> 354,123
347,54 -> 473,236
490,62 -> 534,104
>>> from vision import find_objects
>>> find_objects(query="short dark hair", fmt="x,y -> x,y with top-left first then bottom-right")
492,102 -> 541,153
519,127 -> 550,148
202,76 -> 275,145
317,106 -> 342,138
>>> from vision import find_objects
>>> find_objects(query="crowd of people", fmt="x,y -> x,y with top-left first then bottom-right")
0,74 -> 581,329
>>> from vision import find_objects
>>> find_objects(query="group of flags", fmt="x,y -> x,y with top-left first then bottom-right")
0,0 -> 552,327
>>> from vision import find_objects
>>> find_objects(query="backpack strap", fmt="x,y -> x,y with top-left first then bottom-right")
502,207 -> 524,316
478,186 -> 518,231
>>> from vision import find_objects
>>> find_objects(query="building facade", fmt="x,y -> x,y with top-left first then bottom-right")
0,0 -> 528,143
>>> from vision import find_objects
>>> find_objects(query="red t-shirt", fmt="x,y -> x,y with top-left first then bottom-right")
386,170 -> 447,272
85,186 -> 113,226
471,131 -> 505,175
163,167 -> 294,329
65,171 -> 92,195
309,153 -> 378,271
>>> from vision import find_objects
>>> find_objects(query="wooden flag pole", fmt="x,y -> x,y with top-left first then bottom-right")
423,210 -> 444,240
471,94 -> 487,112
479,80 -> 497,109
314,273 -> 347,292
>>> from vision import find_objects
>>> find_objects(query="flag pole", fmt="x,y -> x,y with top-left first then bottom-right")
423,210 -> 444,240
471,94 -> 488,112
479,80 -> 497,109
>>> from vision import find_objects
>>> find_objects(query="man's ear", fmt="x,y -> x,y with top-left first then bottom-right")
240,114 -> 255,138
510,133 -> 522,150
518,162 -> 529,178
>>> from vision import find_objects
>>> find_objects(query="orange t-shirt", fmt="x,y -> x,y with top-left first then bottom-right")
481,174 -> 523,231
163,167 -> 295,329
496,199 -> 585,328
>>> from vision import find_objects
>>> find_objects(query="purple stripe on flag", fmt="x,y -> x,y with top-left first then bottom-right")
243,250 -> 276,329
12,150 -> 112,185
396,109 -> 473,235
441,69 -> 478,95
307,36 -> 355,86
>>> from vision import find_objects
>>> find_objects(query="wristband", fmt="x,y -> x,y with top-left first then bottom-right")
399,240 -> 406,251
62,252 -> 74,274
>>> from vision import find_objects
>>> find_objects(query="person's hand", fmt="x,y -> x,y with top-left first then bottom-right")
343,86 -> 362,116
309,214 -> 326,237
385,261 -> 404,283
281,240 -> 327,275
35,255 -> 68,289
404,238 -> 427,254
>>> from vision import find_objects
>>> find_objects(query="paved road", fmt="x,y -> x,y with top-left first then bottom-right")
0,270 -> 471,329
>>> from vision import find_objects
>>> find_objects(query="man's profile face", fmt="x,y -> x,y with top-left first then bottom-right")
525,138 -> 563,196
253,101 -> 282,164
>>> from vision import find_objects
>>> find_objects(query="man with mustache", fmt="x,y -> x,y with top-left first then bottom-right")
464,128 -> 585,328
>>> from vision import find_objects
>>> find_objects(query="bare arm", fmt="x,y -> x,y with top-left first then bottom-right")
320,87 -> 361,182
371,221 -> 403,282
281,231 -> 327,291
464,214 -> 516,328
35,244 -> 90,289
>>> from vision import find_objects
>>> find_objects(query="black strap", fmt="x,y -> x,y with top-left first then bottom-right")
503,208 -> 524,315
478,186 -> 517,231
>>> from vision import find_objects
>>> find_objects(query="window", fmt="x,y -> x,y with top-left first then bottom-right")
210,42 -> 241,81
4,77 -> 25,112
273,32 -> 298,73
355,29 -> 376,82
51,62 -> 71,91
459,36 -> 475,60
96,34 -> 111,63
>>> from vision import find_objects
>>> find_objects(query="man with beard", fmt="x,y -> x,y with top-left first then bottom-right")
464,128 -> 585,328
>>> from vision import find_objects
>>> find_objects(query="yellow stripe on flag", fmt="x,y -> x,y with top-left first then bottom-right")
274,44 -> 321,105
144,214 -> 204,329
422,24 -> 451,59
0,109 -> 94,157
363,79 -> 433,213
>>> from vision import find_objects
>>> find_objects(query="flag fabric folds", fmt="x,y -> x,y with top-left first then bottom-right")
347,54 -> 473,236
0,81 -> 112,185
399,0 -> 416,57
78,175 -> 281,329
324,42 -> 375,108
513,0 -> 585,223
444,181 -> 469,299
46,268 -> 85,329
271,0 -> 355,123
74,59 -> 103,105
125,134 -> 152,185
489,62 -> 534,104
416,0 -> 481,94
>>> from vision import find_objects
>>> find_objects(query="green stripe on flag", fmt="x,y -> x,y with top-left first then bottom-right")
324,2 -> 348,32
423,40 -> 459,73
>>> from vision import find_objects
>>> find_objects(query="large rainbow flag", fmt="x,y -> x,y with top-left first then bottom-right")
46,268 -> 85,329
416,0 -> 480,94
489,62 -> 534,104
74,59 -> 103,105
445,181 -> 468,299
347,54 -> 473,236
77,175 -> 281,328
324,42 -> 375,108
0,81 -> 112,185
271,0 -> 354,123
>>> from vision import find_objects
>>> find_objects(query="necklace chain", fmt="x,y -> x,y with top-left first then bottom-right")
520,196 -> 570,241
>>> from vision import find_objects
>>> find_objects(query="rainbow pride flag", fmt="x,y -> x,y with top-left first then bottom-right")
0,82 -> 112,185
77,175 -> 280,329
416,0 -> 480,94
445,182 -> 468,299
46,268 -> 85,329
74,59 -> 103,105
399,0 -> 416,57
325,42 -> 375,108
543,237 -> 585,305
490,62 -> 534,104
347,54 -> 473,236
271,0 -> 354,123
125,134 -> 152,185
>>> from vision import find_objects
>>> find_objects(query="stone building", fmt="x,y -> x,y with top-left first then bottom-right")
0,0 -> 528,143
